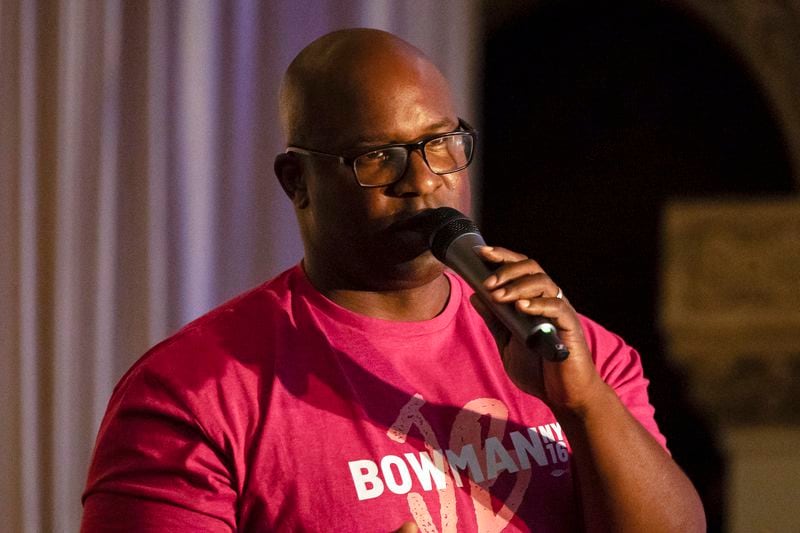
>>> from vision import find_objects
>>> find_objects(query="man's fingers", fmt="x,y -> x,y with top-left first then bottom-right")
392,521 -> 419,533
515,298 -> 580,334
487,272 -> 560,302
484,258 -> 545,289
476,245 -> 528,265
475,248 -> 552,296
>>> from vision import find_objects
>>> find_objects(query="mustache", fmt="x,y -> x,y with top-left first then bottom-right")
384,208 -> 452,234
370,208 -> 452,259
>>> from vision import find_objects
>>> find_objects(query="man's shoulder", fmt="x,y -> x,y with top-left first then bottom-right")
115,265 -> 303,396
175,264 -> 301,340
88,266 -> 310,469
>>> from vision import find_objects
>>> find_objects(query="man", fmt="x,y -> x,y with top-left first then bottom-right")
82,29 -> 705,532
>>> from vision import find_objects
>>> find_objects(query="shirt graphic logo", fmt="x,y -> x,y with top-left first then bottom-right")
347,394 -> 570,532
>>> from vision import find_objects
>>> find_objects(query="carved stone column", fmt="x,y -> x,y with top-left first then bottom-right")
661,199 -> 800,531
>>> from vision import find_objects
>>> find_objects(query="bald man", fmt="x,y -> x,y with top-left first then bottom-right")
82,29 -> 704,532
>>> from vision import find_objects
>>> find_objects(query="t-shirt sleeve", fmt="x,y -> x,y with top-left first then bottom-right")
579,315 -> 668,451
81,354 -> 238,532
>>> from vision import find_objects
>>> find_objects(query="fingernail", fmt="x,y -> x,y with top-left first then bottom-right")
485,275 -> 498,287
518,299 -> 531,308
493,288 -> 506,298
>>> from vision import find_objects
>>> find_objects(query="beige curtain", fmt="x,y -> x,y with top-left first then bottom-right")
0,1 -> 480,531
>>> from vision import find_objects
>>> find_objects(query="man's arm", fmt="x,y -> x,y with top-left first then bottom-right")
81,363 -> 239,532
555,381 -> 704,532
82,493 -> 233,532
471,246 -> 706,532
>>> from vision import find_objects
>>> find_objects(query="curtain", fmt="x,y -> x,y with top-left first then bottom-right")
0,1 -> 480,530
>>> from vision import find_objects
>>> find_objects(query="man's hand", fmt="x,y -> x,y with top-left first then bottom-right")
470,246 -> 607,413
391,521 -> 418,533
470,246 -> 706,532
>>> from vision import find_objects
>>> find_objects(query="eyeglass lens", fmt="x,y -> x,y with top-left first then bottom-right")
354,133 -> 473,186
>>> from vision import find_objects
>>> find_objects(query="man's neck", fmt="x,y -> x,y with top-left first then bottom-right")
303,260 -> 452,321
325,275 -> 451,321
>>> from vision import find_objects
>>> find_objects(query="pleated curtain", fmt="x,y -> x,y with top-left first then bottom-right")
0,1 -> 479,530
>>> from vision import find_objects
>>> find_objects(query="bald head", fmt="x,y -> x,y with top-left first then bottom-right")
273,29 -> 470,293
279,28 -> 455,149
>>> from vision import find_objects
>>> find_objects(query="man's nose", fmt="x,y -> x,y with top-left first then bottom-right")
391,150 -> 443,196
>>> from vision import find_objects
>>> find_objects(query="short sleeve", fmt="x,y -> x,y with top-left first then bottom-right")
81,361 -> 238,532
579,315 -> 668,451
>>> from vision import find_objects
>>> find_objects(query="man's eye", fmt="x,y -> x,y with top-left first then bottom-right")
363,150 -> 389,162
426,137 -> 456,153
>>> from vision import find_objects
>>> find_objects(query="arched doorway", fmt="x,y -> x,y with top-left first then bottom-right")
481,2 -> 796,530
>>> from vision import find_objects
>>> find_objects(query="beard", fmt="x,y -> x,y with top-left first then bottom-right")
306,214 -> 449,292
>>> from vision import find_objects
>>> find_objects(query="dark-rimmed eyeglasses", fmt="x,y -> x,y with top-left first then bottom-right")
285,118 -> 477,188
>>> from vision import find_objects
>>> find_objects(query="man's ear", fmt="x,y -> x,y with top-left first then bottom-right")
274,153 -> 309,208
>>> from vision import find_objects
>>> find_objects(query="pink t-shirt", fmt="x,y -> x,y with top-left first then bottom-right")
82,265 -> 665,532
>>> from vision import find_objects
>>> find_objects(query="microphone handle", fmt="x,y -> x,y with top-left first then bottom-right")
444,232 -> 569,362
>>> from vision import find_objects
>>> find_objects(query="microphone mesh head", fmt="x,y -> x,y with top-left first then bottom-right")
425,208 -> 482,262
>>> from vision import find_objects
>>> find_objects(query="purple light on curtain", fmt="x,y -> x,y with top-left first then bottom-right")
175,1 -> 220,323
225,0 -> 259,291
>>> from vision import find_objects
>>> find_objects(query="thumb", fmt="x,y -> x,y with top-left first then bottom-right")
392,521 -> 419,533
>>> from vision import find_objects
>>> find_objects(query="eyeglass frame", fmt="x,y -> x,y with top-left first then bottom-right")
284,118 -> 477,188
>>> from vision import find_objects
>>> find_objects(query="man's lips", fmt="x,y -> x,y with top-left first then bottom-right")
379,208 -> 450,256
386,208 -> 447,235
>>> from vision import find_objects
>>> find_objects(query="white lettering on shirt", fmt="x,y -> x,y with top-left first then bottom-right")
348,423 -> 569,501
510,428 -> 548,468
484,436 -> 520,479
404,450 -> 447,492
445,444 -> 484,487
348,459 -> 385,500
381,455 -> 413,495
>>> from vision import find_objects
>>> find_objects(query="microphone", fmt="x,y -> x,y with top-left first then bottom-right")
423,207 -> 569,362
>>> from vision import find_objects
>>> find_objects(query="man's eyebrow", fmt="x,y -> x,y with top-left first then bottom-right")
349,118 -> 459,148
423,118 -> 458,133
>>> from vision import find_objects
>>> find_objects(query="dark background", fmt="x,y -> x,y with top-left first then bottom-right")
480,2 -> 797,530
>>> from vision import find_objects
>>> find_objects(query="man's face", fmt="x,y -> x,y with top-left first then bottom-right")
298,55 -> 471,290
